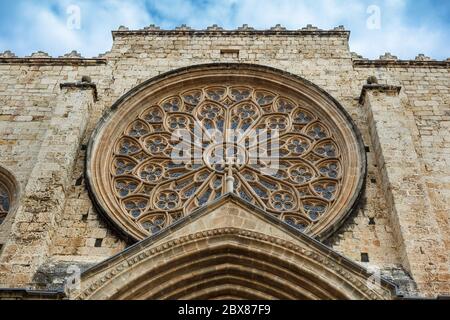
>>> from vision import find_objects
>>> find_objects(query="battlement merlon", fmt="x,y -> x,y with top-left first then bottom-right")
0,24 -> 448,66
111,24 -> 351,40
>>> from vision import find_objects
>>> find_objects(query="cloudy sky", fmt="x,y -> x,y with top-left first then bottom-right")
0,0 -> 448,60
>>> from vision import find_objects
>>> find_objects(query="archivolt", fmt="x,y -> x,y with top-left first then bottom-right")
79,229 -> 393,300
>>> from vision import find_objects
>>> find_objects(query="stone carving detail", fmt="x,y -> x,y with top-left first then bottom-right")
107,85 -> 345,237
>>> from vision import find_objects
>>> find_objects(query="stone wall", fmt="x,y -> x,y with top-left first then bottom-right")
0,59 -> 107,249
0,26 -> 448,298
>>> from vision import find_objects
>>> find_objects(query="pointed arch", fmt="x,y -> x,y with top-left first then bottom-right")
78,227 -> 395,300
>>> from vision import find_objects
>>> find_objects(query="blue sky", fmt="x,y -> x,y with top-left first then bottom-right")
0,0 -> 448,60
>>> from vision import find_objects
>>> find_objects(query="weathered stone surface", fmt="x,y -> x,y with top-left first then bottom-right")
359,85 -> 450,295
0,26 -> 448,299
33,261 -> 96,291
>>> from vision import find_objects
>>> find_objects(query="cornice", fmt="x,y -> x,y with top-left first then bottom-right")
354,59 -> 450,68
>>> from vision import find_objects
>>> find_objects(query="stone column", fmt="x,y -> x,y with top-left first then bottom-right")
0,82 -> 96,288
360,84 -> 449,296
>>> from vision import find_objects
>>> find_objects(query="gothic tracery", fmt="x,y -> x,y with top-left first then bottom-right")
111,85 -> 345,236
88,66 -> 365,241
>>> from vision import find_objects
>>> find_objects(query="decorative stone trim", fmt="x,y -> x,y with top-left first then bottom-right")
77,227 -> 396,300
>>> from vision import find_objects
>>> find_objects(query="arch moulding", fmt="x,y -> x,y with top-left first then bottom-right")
76,228 -> 395,300
75,196 -> 396,300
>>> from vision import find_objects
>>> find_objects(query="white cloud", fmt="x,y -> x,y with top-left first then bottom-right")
229,0 -> 366,28
0,0 -> 448,60
0,0 -> 152,57
352,25 -> 445,60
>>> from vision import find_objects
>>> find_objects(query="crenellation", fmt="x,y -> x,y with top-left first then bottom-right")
379,52 -> 398,61
143,24 -> 161,31
237,24 -> 255,31
0,51 -> 17,58
60,51 -> 83,59
27,51 -> 52,59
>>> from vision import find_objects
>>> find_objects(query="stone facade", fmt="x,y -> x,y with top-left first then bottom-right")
0,25 -> 449,299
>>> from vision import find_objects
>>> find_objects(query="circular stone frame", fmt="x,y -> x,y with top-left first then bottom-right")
86,64 -> 367,242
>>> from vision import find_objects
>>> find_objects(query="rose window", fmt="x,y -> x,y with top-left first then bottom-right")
87,65 -> 365,241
